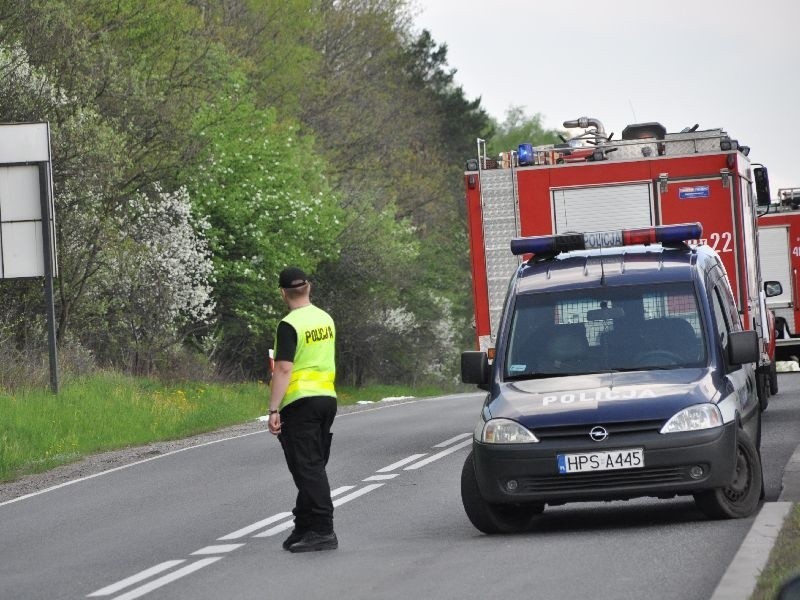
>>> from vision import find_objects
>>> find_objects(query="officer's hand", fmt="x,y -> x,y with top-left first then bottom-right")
268,412 -> 281,435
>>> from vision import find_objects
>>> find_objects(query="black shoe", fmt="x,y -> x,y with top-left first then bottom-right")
282,529 -> 305,551
288,530 -> 338,553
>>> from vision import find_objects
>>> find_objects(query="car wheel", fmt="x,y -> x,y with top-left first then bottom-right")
769,361 -> 779,395
460,452 -> 544,534
694,430 -> 763,519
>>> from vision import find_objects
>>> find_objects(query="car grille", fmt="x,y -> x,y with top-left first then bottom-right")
532,419 -> 664,442
515,466 -> 693,493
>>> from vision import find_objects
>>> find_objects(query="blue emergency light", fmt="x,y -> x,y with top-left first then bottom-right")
518,143 -> 534,166
510,223 -> 702,256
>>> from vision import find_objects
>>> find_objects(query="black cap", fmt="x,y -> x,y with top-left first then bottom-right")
279,267 -> 309,289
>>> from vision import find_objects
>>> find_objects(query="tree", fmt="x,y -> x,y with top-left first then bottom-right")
182,92 -> 343,376
487,106 -> 564,157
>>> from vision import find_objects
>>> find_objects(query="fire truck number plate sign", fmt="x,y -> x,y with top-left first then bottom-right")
557,448 -> 644,474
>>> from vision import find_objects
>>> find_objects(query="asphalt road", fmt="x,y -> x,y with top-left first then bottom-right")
1,379 -> 798,600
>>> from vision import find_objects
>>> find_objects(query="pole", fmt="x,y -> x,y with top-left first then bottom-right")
38,162 -> 58,394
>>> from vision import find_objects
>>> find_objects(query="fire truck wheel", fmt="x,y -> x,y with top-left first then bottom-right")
769,361 -> 779,395
693,430 -> 763,519
460,452 -> 544,534
756,373 -> 769,412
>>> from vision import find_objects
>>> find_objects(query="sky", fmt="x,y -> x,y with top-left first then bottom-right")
412,0 -> 800,194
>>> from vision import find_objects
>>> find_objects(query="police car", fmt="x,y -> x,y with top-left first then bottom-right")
460,224 -> 769,534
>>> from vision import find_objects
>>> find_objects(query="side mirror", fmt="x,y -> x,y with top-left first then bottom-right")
728,330 -> 759,365
461,351 -> 490,389
754,166 -> 771,206
764,280 -> 783,298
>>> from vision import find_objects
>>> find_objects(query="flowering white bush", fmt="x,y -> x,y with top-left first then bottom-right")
125,184 -> 215,326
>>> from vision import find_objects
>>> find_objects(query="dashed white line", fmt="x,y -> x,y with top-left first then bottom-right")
332,484 -> 384,507
376,454 -> 427,472
190,544 -> 244,555
363,474 -> 399,481
433,432 -> 473,448
219,486 -> 355,540
330,485 -> 357,497
404,439 -> 472,470
87,432 -> 469,598
217,512 -> 293,540
108,558 -> 222,600
87,561 -> 186,597
253,519 -> 296,538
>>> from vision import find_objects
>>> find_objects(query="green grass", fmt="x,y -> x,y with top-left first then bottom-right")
0,372 -> 454,483
751,503 -> 800,599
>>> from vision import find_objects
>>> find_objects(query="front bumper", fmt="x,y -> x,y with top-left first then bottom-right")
472,421 -> 737,504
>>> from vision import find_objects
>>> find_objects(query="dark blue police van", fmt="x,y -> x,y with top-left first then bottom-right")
460,224 -> 771,534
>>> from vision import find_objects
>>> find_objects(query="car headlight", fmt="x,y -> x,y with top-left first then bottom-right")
480,418 -> 539,444
660,404 -> 723,434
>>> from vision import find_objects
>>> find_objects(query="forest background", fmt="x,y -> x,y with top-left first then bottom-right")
0,0 -> 562,390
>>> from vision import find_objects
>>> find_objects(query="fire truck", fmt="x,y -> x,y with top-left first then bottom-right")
758,186 -> 800,360
464,116 -> 777,405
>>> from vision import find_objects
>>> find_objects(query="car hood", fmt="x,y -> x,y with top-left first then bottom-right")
489,368 -> 719,428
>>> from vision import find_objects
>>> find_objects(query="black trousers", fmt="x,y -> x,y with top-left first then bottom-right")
278,395 -> 337,534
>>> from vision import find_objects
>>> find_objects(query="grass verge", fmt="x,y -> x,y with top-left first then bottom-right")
0,372 -> 454,483
751,503 -> 800,599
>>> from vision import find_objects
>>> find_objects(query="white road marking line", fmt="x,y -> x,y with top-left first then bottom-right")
1,431 -> 265,509
227,485 -> 355,541
433,432 -> 472,448
363,474 -> 399,481
217,512 -> 293,540
3,393 -> 483,508
331,485 -> 356,497
376,454 -> 427,473
190,544 -> 244,555
253,519 -> 295,537
108,558 -> 222,600
87,560 -> 186,597
333,483 -> 384,507
336,399 -> 420,416
404,439 -> 473,470
253,485 -> 385,538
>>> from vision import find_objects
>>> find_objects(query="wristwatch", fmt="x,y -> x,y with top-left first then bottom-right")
269,409 -> 278,415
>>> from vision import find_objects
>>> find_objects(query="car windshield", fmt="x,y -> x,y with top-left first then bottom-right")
504,281 -> 707,379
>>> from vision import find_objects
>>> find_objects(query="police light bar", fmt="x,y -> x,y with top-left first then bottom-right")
510,223 -> 702,256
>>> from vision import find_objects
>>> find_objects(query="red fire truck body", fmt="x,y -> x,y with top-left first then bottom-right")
758,187 -> 800,359
464,118 -> 773,377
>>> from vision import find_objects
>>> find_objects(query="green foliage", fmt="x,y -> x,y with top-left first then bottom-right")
0,0 -> 501,388
183,92 -> 343,375
0,373 -> 456,482
0,373 -> 266,481
487,106 -> 564,157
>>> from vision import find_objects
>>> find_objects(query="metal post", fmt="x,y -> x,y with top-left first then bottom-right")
38,162 -> 58,394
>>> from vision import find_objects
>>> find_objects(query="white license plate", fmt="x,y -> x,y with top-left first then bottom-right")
557,448 -> 644,474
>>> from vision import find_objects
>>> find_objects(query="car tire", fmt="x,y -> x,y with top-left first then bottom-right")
769,360 -> 779,395
460,452 -> 544,534
694,430 -> 763,519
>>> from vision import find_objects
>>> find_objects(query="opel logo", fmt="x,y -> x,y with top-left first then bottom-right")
590,426 -> 608,442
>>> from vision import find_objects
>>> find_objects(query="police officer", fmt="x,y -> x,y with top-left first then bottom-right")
268,267 -> 338,552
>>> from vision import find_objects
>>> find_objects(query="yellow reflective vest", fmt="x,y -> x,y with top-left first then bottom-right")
275,304 -> 336,409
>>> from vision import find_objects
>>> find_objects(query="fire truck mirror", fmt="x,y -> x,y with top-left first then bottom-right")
764,281 -> 783,298
753,166 -> 771,206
